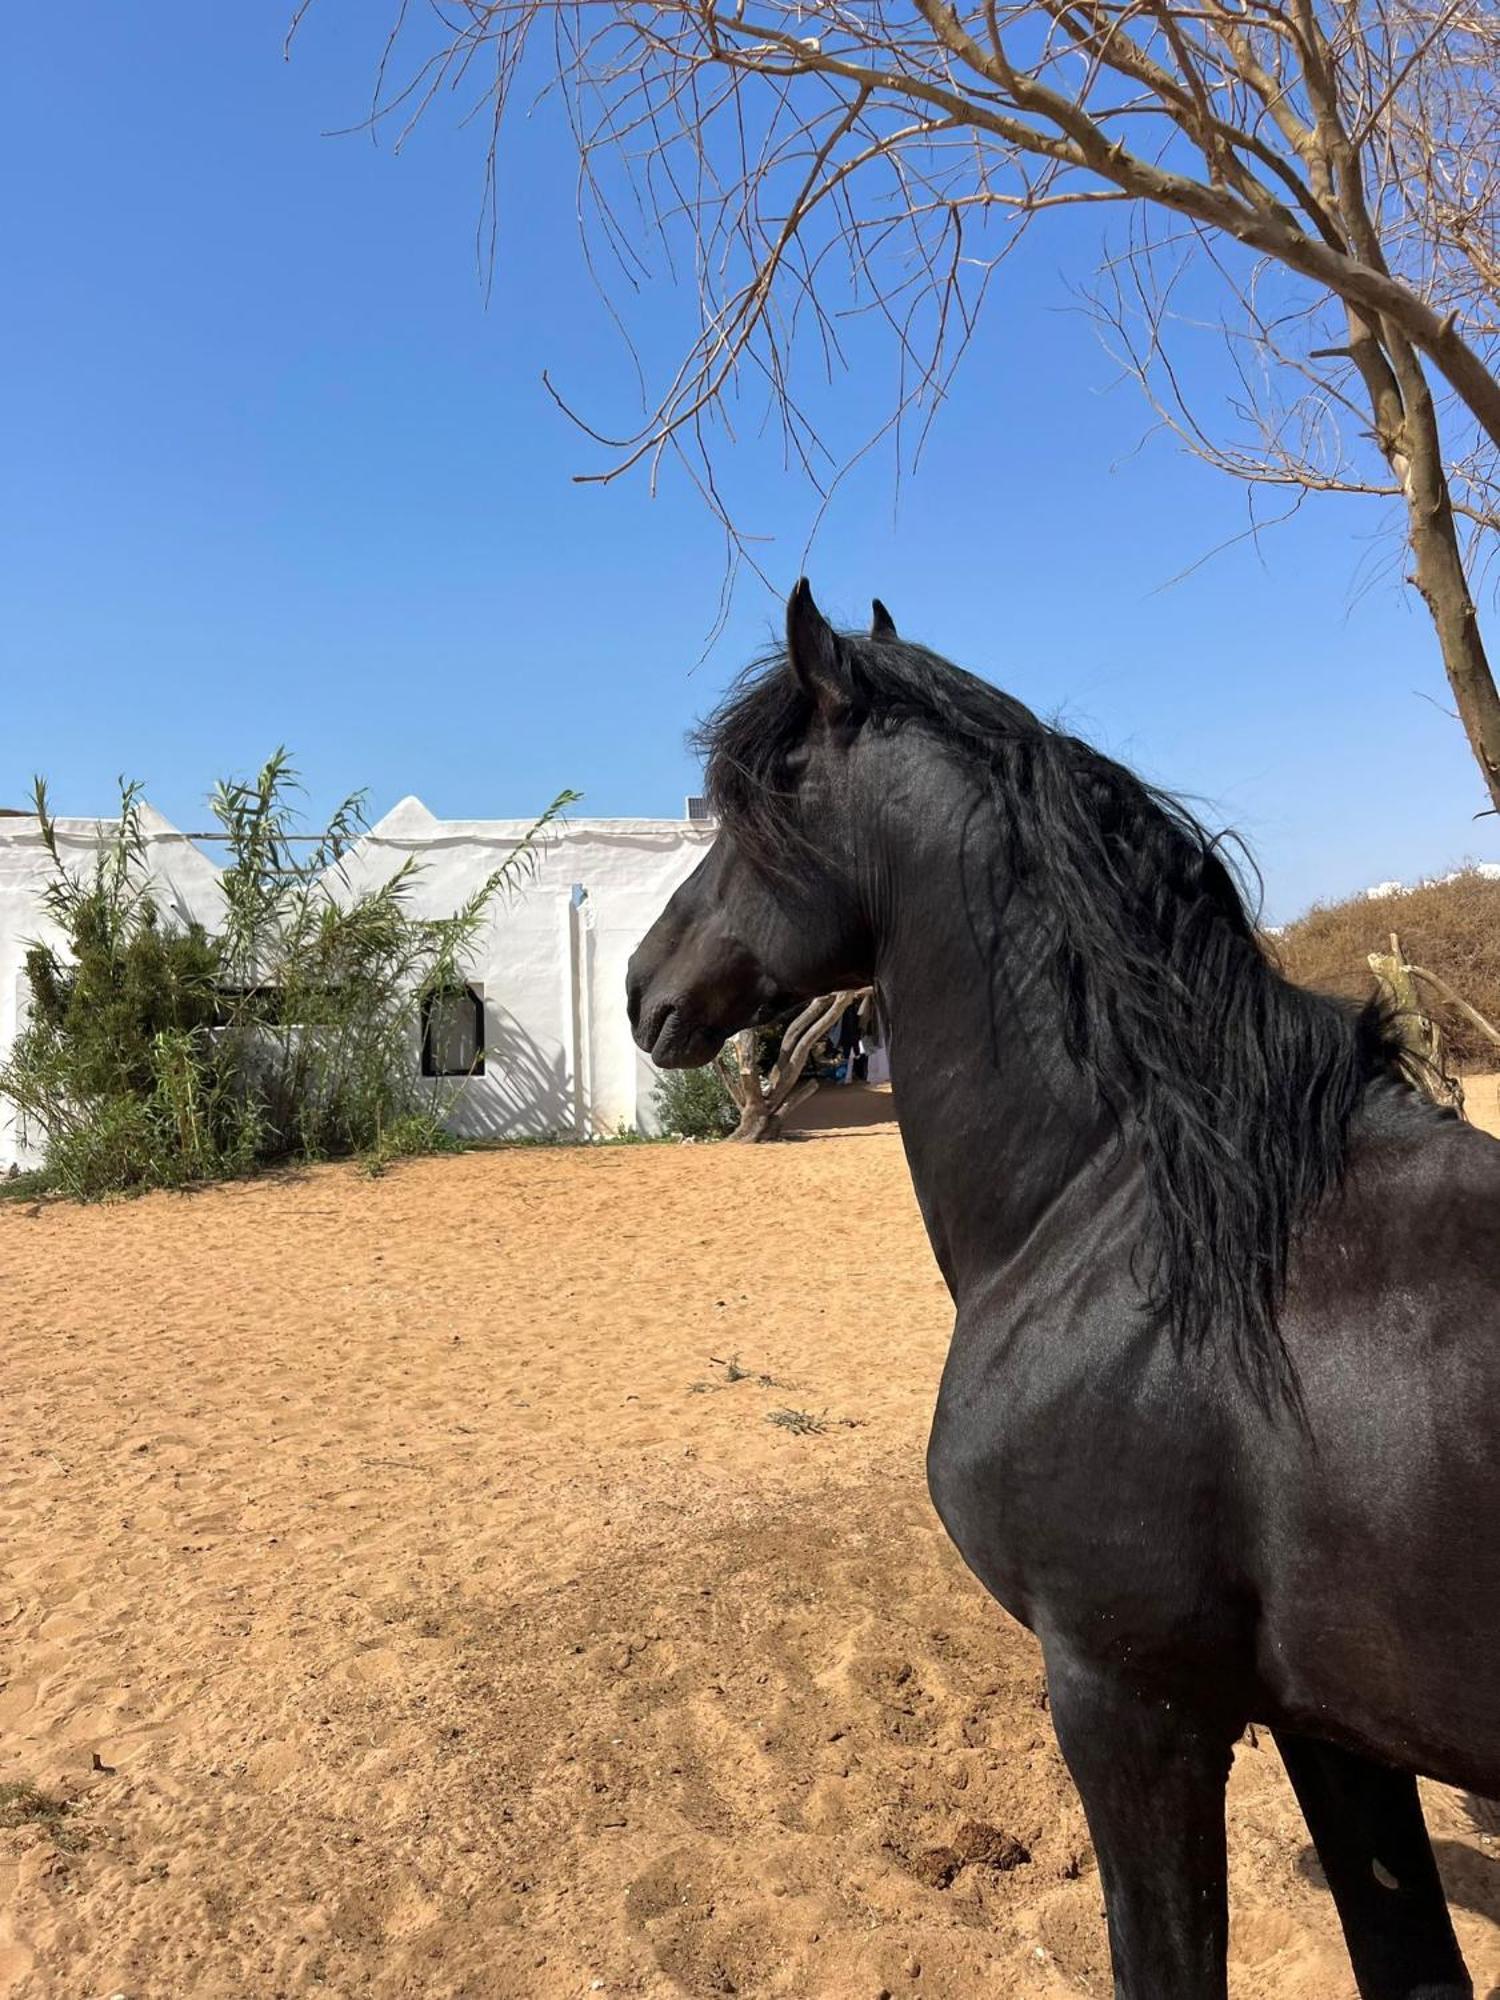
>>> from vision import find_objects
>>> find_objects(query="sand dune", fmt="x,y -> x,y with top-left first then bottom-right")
1,1113 -> 1496,1997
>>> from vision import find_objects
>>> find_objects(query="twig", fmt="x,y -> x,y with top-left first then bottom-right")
1409,966 -> 1500,1049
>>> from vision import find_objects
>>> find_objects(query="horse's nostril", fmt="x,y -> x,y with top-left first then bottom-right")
639,999 -> 674,1053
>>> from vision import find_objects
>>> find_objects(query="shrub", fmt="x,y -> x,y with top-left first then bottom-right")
1277,866 -> 1500,1066
361,1110 -> 464,1178
2,759 -> 576,1197
651,1060 -> 739,1139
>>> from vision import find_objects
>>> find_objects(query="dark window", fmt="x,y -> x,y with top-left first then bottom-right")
213,984 -> 285,1026
420,985 -> 485,1078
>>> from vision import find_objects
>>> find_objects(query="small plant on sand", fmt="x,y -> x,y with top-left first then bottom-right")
711,1352 -> 782,1387
0,1782 -> 85,1852
360,1112 -> 466,1178
0,1168 -> 50,1203
766,1407 -> 826,1435
2,758 -> 576,1198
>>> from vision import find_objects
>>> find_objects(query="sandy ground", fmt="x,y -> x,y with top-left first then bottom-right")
2,1097 -> 1497,1999
1466,1072 -> 1500,1136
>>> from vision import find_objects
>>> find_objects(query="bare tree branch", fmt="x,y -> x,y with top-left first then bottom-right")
295,0 -> 1500,808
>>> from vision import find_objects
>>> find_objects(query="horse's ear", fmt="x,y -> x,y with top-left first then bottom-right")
871,598 -> 897,640
786,577 -> 852,721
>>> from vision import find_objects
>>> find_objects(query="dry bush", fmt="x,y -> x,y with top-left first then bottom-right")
1276,868 -> 1500,1066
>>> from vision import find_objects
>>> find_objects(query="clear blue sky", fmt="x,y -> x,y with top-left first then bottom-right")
1,4 -> 1490,922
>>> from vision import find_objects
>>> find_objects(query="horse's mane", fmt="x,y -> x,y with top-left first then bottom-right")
697,630 -> 1404,1397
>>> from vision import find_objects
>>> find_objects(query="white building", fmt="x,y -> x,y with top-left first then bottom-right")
0,796 -> 715,1170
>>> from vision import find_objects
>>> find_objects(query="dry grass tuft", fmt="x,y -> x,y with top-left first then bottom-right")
0,1782 -> 85,1851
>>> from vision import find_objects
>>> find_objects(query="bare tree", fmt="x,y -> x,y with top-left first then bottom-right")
296,0 -> 1500,810
718,988 -> 868,1140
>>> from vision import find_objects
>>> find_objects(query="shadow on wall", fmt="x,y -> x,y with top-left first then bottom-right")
436,1006 -> 574,1142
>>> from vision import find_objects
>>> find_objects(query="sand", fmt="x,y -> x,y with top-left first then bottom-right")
1467,1072 -> 1500,1137
2,1101 -> 1497,1999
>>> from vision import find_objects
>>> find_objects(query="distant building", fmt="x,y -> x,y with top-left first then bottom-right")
1366,862 -> 1500,898
0,796 -> 715,1169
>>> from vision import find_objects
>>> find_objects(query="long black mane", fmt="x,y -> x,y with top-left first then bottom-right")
698,630 -> 1405,1393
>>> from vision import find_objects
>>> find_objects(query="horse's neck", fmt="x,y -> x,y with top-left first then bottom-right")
868,766 -> 1112,1299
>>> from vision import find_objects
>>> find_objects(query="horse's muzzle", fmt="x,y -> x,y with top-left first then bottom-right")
634,996 -> 725,1069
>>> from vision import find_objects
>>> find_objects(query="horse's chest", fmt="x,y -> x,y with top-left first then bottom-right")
925,1314 -> 1231,1667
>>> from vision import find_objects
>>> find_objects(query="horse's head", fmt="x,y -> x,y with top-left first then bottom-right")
627,580 -> 885,1068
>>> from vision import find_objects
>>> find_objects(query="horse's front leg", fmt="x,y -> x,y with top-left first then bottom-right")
1043,1644 -> 1239,2000
1275,1731 -> 1471,1999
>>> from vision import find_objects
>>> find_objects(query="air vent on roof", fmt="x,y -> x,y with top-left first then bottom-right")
685,795 -> 715,822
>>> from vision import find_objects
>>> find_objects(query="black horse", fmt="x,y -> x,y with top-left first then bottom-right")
628,580 -> 1500,2000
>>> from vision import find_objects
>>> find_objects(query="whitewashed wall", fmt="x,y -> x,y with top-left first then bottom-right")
335,797 -> 715,1140
0,797 -> 714,1169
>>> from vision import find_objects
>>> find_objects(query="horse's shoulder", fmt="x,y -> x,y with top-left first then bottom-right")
1295,1079 -> 1500,1325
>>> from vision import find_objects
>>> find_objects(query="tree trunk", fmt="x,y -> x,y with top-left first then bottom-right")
1389,352 -> 1500,818
1342,310 -> 1500,818
722,990 -> 868,1142
729,1101 -> 784,1143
